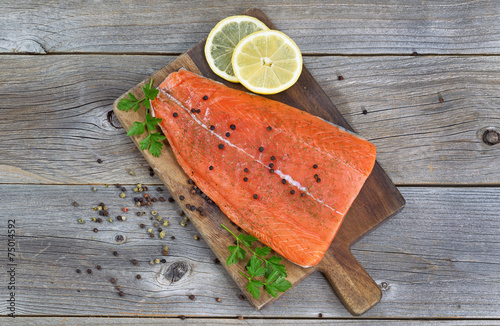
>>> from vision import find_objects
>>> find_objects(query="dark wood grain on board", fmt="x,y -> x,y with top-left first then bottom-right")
112,8 -> 404,315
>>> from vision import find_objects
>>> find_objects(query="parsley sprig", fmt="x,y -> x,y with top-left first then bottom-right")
221,224 -> 292,299
118,79 -> 166,157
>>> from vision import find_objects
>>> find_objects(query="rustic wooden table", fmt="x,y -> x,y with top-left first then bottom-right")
1,1 -> 499,325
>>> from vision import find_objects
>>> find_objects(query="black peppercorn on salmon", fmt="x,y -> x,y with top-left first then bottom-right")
151,69 -> 376,267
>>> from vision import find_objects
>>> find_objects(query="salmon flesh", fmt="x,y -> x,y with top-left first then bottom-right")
151,69 -> 376,267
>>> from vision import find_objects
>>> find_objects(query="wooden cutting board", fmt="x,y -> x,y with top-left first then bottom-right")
113,8 -> 405,316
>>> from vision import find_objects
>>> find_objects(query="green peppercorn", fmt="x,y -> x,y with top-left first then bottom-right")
108,218 -> 113,223
162,221 -> 169,227
119,192 -> 126,198
159,231 -> 166,239
180,221 -> 186,227
78,218 -> 84,224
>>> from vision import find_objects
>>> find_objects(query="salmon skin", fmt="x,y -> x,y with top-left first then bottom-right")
151,69 -> 376,267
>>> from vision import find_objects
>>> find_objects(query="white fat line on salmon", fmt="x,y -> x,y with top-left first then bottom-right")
160,89 -> 343,216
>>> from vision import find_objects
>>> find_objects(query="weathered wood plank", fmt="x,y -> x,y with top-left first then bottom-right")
1,186 -> 499,317
2,0 -> 500,54
8,317 -> 500,326
0,55 -> 498,185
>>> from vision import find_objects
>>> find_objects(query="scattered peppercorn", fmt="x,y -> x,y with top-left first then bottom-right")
110,278 -> 116,284
93,228 -> 98,233
72,201 -> 79,207
314,174 -> 319,179
155,258 -> 160,264
238,294 -> 245,300
159,196 -> 165,202
196,109 -> 201,113
216,297 -> 221,302
338,75 -> 344,80
218,144 -> 224,150
230,124 -> 236,130
318,313 -> 323,318
362,109 -> 368,115
210,125 -> 215,130
194,235 -> 199,240
269,169 -> 274,173
179,196 -> 185,200
119,192 -> 126,198
87,269 -> 92,274
173,112 -> 178,117
97,158 -> 102,163
140,223 -> 145,229
270,156 -> 276,161
118,291 -> 125,297
115,183 -> 121,188
243,177 -> 248,182
113,251 -> 119,257
191,108 -> 196,113
92,187 -> 97,192
301,192 -> 306,197
76,269 -> 81,274
96,265 -> 101,270
259,146 -> 264,152
290,190 -> 295,195
171,236 -> 176,240
96,218 -> 103,223
190,205 -> 196,211
78,218 -> 84,224
203,95 -> 208,100
180,316 -> 186,320
269,163 -> 274,168
316,178 -> 321,183
189,295 -> 195,300
238,316 -> 244,320
117,216 -> 123,221
313,164 -> 318,169
253,194 -> 258,199
209,166 -> 214,170
122,207 -> 128,212
160,259 -> 166,263
281,179 -> 286,184
157,187 -> 163,192
225,132 -> 230,137
121,187 -> 126,192
244,168 -> 249,173
197,207 -> 203,212
131,259 -> 138,265
116,286 -> 121,290
267,126 -> 272,131
136,274 -> 141,280
150,233 -> 155,238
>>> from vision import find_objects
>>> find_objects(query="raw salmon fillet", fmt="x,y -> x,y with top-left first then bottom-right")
151,69 -> 376,267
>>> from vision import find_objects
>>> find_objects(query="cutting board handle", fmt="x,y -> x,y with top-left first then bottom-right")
318,244 -> 382,315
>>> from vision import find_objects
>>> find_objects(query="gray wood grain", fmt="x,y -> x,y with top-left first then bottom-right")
1,0 -> 500,54
0,55 -> 498,185
8,317 -> 500,326
1,186 -> 499,318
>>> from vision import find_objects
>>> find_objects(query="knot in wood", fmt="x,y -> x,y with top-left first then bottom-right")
165,261 -> 189,283
482,129 -> 500,146
107,110 -> 122,129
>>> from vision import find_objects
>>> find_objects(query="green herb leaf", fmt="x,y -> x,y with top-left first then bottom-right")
247,256 -> 265,278
254,246 -> 271,258
266,269 -> 281,284
273,276 -> 292,292
118,93 -> 141,112
238,234 -> 258,248
148,132 -> 166,157
145,113 -> 162,132
139,134 -> 151,151
247,280 -> 263,299
227,245 -> 246,265
142,79 -> 159,101
264,283 -> 279,298
127,121 -> 146,136
265,257 -> 287,277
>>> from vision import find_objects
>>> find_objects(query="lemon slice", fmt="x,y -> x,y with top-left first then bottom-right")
205,16 -> 269,83
232,30 -> 303,94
